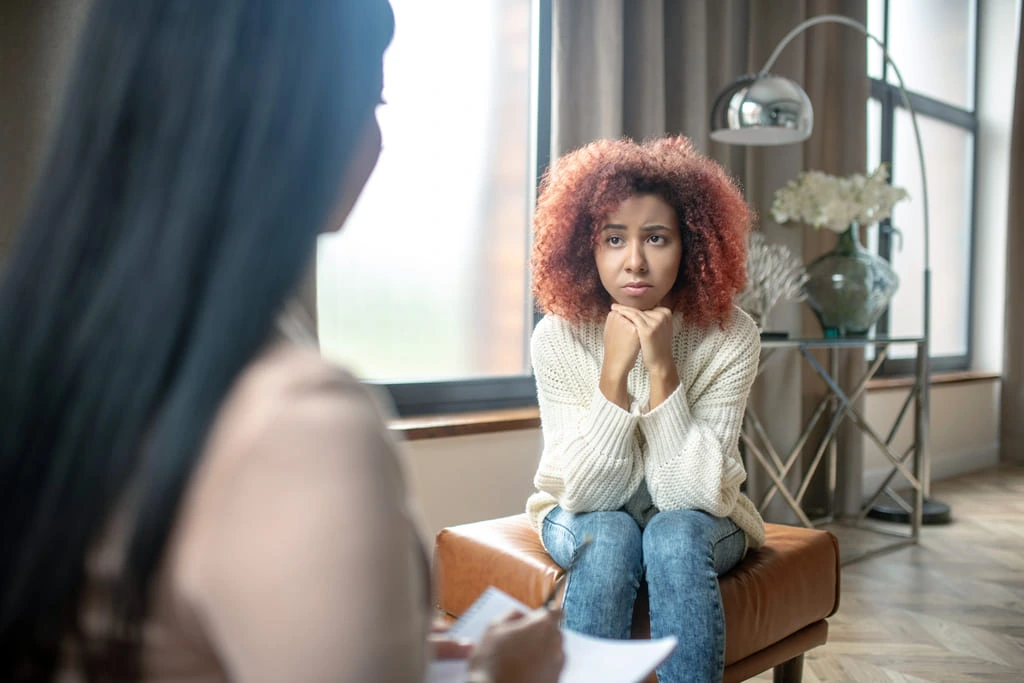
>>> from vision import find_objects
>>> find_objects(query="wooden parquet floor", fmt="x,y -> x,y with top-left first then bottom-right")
754,462 -> 1024,682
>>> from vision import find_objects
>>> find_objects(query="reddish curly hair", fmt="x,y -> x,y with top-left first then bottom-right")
531,136 -> 752,327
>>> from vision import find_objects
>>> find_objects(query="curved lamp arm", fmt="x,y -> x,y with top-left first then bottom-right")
723,14 -> 935,503
761,14 -> 931,309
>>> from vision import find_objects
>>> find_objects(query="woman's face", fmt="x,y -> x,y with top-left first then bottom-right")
593,193 -> 683,310
324,112 -> 383,233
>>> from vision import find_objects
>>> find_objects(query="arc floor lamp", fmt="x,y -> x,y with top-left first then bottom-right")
710,14 -> 951,524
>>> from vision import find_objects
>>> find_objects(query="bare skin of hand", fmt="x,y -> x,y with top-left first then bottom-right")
429,615 -> 474,660
611,304 -> 680,409
600,309 -> 641,410
467,608 -> 565,683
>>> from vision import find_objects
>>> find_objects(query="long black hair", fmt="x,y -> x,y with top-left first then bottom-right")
0,1 -> 394,679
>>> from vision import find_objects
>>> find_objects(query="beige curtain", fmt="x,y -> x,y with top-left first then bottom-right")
0,0 -> 91,263
793,2 -> 869,518
551,0 -> 868,521
1001,6 -> 1024,466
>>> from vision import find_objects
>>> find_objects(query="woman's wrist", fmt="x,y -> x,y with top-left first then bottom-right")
646,365 -> 679,410
599,371 -> 631,411
648,364 -> 679,387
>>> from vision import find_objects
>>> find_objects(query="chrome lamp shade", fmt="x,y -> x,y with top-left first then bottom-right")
709,74 -> 814,145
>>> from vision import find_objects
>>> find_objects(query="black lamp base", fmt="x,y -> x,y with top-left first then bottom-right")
867,498 -> 952,525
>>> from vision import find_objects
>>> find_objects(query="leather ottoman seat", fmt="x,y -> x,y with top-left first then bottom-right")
434,514 -> 840,683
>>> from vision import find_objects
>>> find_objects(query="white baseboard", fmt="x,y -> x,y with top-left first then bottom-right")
862,442 -> 1001,495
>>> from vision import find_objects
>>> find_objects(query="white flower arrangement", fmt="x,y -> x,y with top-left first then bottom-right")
770,163 -> 910,233
736,232 -> 808,331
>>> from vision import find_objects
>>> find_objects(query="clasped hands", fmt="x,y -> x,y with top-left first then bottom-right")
601,304 -> 680,411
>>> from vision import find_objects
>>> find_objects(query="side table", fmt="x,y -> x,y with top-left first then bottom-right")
741,336 -> 927,564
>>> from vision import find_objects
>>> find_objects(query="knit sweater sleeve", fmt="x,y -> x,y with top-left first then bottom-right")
530,317 -> 645,512
639,310 -> 760,517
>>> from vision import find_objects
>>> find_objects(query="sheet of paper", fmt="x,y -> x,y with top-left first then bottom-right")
446,586 -> 530,641
425,659 -> 469,683
429,586 -> 677,683
560,630 -> 676,683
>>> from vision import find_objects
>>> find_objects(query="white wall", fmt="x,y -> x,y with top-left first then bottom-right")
401,429 -> 542,539
972,0 -> 1021,371
860,379 -> 1001,497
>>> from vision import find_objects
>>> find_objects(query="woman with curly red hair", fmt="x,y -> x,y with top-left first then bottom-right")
525,136 -> 765,683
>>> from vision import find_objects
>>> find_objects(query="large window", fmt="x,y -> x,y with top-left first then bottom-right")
316,0 -> 549,414
866,0 -> 978,372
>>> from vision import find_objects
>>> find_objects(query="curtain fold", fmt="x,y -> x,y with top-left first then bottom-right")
797,0 -> 869,517
550,0 -> 868,522
1001,6 -> 1024,465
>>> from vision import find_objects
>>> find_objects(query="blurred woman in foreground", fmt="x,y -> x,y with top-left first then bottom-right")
0,2 -> 562,681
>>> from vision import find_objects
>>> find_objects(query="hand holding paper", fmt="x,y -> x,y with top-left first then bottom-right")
428,587 -> 677,683
468,607 -> 564,683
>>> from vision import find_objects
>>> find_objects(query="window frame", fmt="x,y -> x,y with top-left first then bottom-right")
870,0 -> 980,375
369,0 -> 551,417
373,1 -> 983,412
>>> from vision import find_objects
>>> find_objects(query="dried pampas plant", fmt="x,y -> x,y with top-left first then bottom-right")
736,232 -> 808,331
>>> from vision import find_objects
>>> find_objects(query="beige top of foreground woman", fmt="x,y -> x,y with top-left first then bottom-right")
61,341 -> 429,682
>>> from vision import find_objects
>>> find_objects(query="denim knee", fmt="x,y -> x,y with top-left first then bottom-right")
542,507 -> 643,640
543,507 -> 642,576
643,509 -> 744,576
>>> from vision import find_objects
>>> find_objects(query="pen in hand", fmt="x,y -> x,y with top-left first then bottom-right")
542,534 -> 593,609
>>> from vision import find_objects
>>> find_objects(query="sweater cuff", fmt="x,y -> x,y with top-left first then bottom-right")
583,386 -> 640,456
721,449 -> 748,488
638,383 -> 692,459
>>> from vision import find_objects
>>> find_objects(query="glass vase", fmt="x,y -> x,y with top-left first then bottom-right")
802,223 -> 899,338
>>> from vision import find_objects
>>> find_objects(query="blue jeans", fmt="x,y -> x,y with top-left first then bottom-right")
542,506 -> 745,683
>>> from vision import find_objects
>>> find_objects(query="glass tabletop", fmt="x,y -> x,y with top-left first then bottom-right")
757,334 -> 925,349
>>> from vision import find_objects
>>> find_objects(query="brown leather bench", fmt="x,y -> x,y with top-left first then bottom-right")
434,514 -> 840,683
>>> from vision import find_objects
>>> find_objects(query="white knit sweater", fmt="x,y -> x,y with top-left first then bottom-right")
525,306 -> 766,548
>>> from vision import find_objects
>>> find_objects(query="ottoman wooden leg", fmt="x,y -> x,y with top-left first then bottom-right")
773,653 -> 804,683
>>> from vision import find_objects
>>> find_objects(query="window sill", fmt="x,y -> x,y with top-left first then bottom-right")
866,369 -> 1002,391
390,406 -> 540,441
389,371 -> 1003,441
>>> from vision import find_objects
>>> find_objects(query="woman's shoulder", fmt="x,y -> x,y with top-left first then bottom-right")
673,307 -> 759,377
532,313 -> 572,340
219,342 -> 395,447
163,342 -> 425,681
679,306 -> 759,350
183,340 -> 405,525
237,341 -> 381,408
531,314 -> 602,357
720,306 -> 759,347
169,339 -> 411,601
